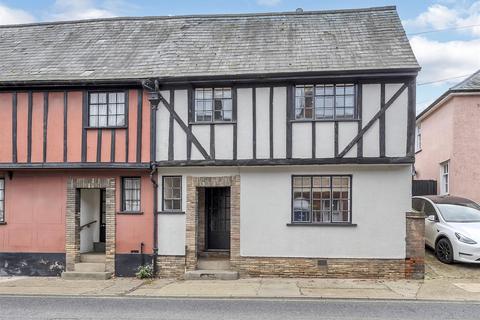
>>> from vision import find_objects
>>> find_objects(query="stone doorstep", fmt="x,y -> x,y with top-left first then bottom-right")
185,270 -> 239,280
197,258 -> 231,271
61,271 -> 113,280
74,263 -> 106,273
80,253 -> 106,263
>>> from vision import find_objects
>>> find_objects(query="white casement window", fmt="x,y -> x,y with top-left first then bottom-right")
415,124 -> 422,152
0,178 -> 4,223
121,177 -> 141,212
194,88 -> 232,122
163,176 -> 182,211
292,175 -> 352,224
440,161 -> 449,195
88,92 -> 126,128
295,84 -> 356,120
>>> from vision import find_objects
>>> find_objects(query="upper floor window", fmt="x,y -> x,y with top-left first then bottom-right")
416,124 -> 422,152
295,84 -> 356,120
440,161 -> 449,195
89,92 -> 126,128
121,177 -> 141,212
292,175 -> 351,224
0,178 -> 4,223
194,88 -> 232,122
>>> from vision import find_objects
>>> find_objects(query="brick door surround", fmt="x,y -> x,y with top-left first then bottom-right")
185,176 -> 240,271
66,178 -> 116,273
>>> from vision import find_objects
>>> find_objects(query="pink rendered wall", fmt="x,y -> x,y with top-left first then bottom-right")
450,95 -> 480,203
415,101 -> 454,183
0,170 -> 153,254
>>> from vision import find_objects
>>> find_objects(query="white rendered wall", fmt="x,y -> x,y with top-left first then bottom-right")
338,122 -> 358,158
156,90 -> 170,161
292,122 -> 312,158
215,124 -> 234,159
385,84 -> 408,157
80,189 -> 100,254
173,90 -> 188,161
316,122 -> 335,158
237,88 -> 253,159
191,125 -> 210,160
157,165 -> 410,259
255,87 -> 270,159
362,84 -> 381,157
272,87 -> 287,159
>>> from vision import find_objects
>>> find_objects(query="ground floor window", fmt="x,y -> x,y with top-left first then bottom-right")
440,161 -> 449,195
163,176 -> 182,211
121,177 -> 141,212
0,178 -> 4,222
292,175 -> 352,224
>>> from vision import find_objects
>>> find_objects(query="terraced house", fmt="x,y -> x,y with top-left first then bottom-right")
0,6 -> 424,280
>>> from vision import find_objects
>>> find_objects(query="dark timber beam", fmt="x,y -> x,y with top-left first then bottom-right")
337,83 -> 408,158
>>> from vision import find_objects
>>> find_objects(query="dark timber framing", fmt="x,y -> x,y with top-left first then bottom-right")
42,92 -> 48,162
168,90 -> 174,161
286,85 -> 293,159
63,91 -> 68,162
27,91 -> 33,163
136,89 -> 143,163
110,129 -> 116,162
269,86 -> 274,159
379,83 -> 386,157
187,87 -> 193,161
311,122 -> 316,158
356,85 -> 363,157
338,83 -> 408,158
12,92 -> 17,163
406,79 -> 416,157
81,91 -> 87,162
158,93 -> 211,160
232,87 -> 238,160
252,87 -> 257,159
334,122 -> 339,157
96,129 -> 102,162
125,90 -> 130,162
210,124 -> 215,159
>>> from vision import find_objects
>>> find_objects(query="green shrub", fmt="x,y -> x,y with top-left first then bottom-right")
135,264 -> 154,279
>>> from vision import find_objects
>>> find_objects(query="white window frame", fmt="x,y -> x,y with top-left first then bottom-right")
440,161 -> 449,195
415,124 -> 421,152
0,177 -> 4,223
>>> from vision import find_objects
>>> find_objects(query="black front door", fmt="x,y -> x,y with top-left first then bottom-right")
99,189 -> 106,243
205,187 -> 230,250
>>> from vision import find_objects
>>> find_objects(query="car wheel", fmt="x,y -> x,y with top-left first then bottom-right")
435,238 -> 454,264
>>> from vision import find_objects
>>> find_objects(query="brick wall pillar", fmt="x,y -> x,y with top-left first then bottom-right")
405,211 -> 425,279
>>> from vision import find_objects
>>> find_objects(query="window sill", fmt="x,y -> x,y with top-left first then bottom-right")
0,221 -> 6,225
157,211 -> 185,214
287,223 -> 357,227
117,211 -> 143,215
85,126 -> 128,130
290,119 -> 360,123
189,121 -> 236,125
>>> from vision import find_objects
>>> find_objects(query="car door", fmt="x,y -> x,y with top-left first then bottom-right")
423,200 -> 439,247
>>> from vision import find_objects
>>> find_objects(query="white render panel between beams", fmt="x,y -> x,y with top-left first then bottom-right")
157,214 -> 186,255
272,87 -> 287,159
255,87 -> 270,159
215,124 -> 234,159
338,122 -> 358,158
237,88 -> 253,159
292,122 -> 312,158
385,84 -> 408,157
156,90 -> 170,161
362,84 -> 380,157
315,122 -> 335,158
174,90 -> 188,161
191,125 -> 210,160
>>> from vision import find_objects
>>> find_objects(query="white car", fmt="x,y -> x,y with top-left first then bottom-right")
412,195 -> 480,264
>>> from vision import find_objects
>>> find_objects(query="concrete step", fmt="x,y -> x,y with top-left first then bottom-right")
197,259 -> 231,270
185,270 -> 239,280
74,262 -> 105,272
80,253 -> 106,263
61,271 -> 112,280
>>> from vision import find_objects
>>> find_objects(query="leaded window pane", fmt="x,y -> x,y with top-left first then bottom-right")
194,88 -> 232,122
122,177 -> 141,212
0,178 -> 5,222
88,92 -> 126,128
163,176 -> 182,211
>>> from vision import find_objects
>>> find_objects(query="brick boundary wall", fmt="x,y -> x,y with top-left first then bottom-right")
405,211 -> 425,279
66,177 -> 116,273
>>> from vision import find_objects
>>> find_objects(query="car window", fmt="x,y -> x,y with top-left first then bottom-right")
424,201 -> 437,217
412,198 -> 423,212
437,204 -> 480,222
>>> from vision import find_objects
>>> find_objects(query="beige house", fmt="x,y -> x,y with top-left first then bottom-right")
415,70 -> 480,202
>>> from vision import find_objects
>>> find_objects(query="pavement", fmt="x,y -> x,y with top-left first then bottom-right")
1,249 -> 480,301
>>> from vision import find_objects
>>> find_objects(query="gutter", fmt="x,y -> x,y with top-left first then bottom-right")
149,162 -> 159,277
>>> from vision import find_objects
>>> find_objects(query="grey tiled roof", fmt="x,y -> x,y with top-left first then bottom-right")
0,6 -> 419,84
452,70 -> 480,90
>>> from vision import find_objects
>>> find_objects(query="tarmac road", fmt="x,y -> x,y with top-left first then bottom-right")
1,295 -> 480,320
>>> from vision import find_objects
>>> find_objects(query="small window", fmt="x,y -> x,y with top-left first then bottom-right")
440,161 -> 449,195
292,175 -> 351,224
194,88 -> 232,122
89,92 -> 126,127
295,84 -> 355,120
122,177 -> 141,212
163,176 -> 182,211
0,178 -> 4,223
416,124 -> 422,152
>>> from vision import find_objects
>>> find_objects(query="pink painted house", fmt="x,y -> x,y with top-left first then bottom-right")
415,70 -> 480,202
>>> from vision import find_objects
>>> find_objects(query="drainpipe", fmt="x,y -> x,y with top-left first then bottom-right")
144,79 -> 160,277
